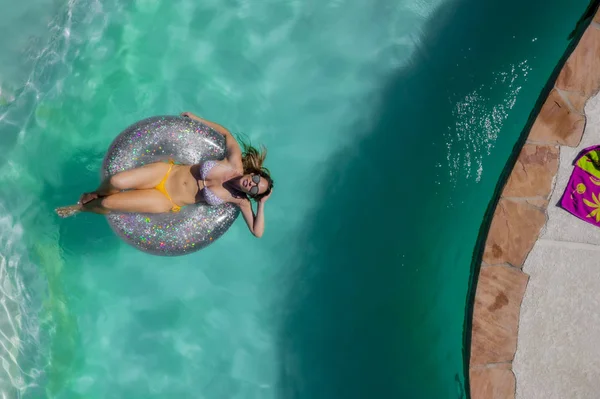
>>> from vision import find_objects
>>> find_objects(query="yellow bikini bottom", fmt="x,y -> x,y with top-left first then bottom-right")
154,160 -> 182,213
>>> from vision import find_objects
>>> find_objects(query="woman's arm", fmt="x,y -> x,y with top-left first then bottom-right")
238,199 -> 266,238
181,112 -> 242,169
234,190 -> 271,238
181,112 -> 228,135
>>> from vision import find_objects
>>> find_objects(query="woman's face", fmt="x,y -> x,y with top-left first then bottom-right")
239,173 -> 269,196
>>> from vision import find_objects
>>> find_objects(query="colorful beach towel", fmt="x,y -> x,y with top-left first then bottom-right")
561,145 -> 600,226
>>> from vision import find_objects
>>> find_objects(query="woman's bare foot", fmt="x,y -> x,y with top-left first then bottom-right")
55,196 -> 109,218
80,197 -> 110,215
55,204 -> 82,218
79,192 -> 99,205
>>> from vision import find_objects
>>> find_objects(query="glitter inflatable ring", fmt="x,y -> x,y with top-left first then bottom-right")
102,115 -> 239,256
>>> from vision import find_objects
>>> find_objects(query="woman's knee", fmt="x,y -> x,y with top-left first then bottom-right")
108,173 -> 130,191
107,163 -> 166,191
100,195 -> 118,210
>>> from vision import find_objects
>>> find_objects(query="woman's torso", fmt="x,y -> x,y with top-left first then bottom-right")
166,160 -> 241,206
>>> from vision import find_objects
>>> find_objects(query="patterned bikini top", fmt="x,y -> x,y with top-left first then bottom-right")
194,160 -> 226,206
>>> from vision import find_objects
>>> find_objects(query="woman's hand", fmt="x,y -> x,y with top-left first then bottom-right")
180,111 -> 200,120
259,189 -> 273,204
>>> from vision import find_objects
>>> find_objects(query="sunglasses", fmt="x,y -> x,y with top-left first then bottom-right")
249,175 -> 261,195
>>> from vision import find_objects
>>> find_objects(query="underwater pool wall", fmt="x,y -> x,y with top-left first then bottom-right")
466,2 -> 600,398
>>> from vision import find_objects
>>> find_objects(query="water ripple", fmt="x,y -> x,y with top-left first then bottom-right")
444,60 -> 532,185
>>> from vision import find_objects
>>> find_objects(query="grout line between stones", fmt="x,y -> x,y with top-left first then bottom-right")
555,86 -> 583,115
502,197 -> 550,206
470,361 -> 512,370
525,139 -> 562,146
501,196 -> 550,212
481,262 -> 526,273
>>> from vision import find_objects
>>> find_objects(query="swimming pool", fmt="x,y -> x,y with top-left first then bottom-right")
0,0 -> 590,397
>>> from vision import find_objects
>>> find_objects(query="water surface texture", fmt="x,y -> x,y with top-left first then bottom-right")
0,0 -> 590,398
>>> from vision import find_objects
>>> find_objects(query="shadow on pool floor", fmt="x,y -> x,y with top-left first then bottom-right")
274,0 -> 586,398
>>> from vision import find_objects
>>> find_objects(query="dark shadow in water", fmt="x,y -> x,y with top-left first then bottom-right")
275,0 -> 593,398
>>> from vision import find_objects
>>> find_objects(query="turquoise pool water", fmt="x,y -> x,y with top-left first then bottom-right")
0,0 -> 591,397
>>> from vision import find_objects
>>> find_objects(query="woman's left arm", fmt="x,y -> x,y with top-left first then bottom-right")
237,192 -> 271,238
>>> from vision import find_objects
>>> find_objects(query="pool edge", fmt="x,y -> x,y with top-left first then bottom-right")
466,3 -> 600,398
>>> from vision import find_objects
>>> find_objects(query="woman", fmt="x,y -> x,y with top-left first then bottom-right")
56,112 -> 274,238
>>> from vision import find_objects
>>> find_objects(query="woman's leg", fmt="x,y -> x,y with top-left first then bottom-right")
81,189 -> 173,214
80,162 -> 172,204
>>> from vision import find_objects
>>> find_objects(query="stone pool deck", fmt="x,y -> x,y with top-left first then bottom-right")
469,7 -> 600,399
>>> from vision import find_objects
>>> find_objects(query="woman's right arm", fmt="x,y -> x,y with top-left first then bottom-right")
181,112 -> 229,136
181,111 -> 243,170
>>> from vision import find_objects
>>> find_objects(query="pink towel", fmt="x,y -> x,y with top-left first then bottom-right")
561,145 -> 600,226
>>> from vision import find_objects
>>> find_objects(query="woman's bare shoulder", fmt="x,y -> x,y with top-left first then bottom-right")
218,159 -> 244,175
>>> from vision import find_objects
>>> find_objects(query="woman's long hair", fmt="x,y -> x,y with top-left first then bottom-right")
239,138 -> 274,201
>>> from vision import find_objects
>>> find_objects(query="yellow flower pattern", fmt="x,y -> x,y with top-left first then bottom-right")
583,192 -> 600,222
590,176 -> 600,186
